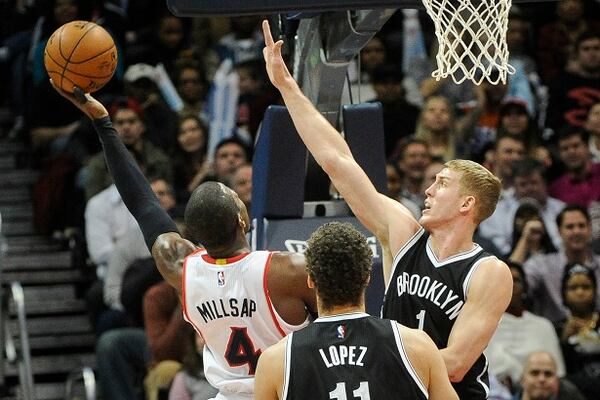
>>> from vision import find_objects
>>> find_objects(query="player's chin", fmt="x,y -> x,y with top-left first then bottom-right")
418,214 -> 431,227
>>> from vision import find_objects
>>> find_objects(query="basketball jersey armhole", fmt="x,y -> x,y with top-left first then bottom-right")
462,255 -> 496,301
262,252 -> 287,337
181,248 -> 207,340
281,333 -> 294,400
385,228 -> 426,297
391,322 -> 429,399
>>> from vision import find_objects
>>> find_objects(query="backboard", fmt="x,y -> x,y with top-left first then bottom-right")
167,0 -> 555,16
167,0 -> 420,16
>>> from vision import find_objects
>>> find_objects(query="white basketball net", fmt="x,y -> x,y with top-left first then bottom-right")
422,0 -> 515,85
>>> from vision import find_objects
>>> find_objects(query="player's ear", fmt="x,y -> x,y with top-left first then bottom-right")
460,195 -> 476,214
307,274 -> 315,289
238,213 -> 247,232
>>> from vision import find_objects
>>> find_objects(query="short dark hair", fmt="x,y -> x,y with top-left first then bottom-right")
214,137 -> 251,161
305,222 -> 373,310
557,125 -> 588,145
575,31 -> 600,53
512,158 -> 545,179
556,204 -> 590,228
184,182 -> 240,248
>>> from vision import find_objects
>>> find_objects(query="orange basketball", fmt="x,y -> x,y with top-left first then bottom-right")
44,20 -> 118,93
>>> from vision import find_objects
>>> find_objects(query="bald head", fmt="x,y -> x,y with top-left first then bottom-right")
521,352 -> 559,400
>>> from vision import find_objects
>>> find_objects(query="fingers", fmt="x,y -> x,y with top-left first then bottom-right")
262,20 -> 274,47
73,86 -> 88,104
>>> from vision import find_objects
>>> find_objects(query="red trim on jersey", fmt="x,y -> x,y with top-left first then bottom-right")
181,248 -> 207,341
262,252 -> 286,337
201,251 -> 251,265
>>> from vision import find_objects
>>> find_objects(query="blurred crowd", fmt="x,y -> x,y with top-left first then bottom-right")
0,0 -> 599,399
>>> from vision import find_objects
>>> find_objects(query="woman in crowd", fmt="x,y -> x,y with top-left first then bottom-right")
556,263 -> 600,400
414,95 -> 460,161
509,201 -> 557,264
172,114 -> 210,203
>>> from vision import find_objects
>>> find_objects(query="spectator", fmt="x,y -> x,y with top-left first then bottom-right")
584,102 -> 600,163
84,98 -> 173,200
513,351 -> 585,400
480,158 -> 565,255
385,163 -> 421,219
491,135 -> 527,196
168,332 -> 218,400
414,95 -> 459,161
370,64 -> 420,158
205,137 -> 250,184
230,163 -> 252,212
486,261 -> 565,388
549,127 -> 600,207
391,138 -> 431,209
96,281 -> 191,400
537,0 -> 600,82
172,113 -> 210,203
524,205 -> 600,322
555,263 -> 600,400
509,202 -> 557,265
174,59 -> 208,117
546,31 -> 600,130
123,63 -> 179,155
496,99 -> 542,159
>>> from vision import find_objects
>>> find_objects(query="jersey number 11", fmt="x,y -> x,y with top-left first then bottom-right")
329,381 -> 370,400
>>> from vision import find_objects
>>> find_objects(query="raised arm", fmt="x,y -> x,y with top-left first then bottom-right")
441,258 -> 512,381
262,21 -> 420,260
50,81 -> 192,293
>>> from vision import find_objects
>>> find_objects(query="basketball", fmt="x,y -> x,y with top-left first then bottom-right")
44,20 -> 118,93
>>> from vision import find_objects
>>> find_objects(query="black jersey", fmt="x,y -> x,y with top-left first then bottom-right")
283,313 -> 428,400
382,228 -> 495,400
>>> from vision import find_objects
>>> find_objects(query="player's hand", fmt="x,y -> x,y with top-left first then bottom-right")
262,20 -> 296,91
49,79 -> 109,120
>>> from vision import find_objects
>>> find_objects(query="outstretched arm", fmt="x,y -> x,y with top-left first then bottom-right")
262,21 -> 420,263
50,81 -> 191,293
441,258 -> 512,381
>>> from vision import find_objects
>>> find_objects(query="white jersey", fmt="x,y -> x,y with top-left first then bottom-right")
182,249 -> 310,399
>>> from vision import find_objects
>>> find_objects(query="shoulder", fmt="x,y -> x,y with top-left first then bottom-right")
270,251 -> 307,272
468,258 -> 512,298
260,335 -> 288,365
398,324 -> 435,351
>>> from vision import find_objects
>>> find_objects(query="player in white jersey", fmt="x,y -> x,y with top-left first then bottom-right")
49,82 -> 317,400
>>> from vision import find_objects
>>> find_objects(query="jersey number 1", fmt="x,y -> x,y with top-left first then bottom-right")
224,327 -> 261,374
415,309 -> 426,330
329,381 -> 370,400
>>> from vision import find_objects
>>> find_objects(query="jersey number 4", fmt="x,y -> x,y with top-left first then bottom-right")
224,327 -> 262,374
329,381 -> 370,400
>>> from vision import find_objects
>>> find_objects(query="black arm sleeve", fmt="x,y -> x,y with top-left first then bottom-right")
92,116 -> 179,251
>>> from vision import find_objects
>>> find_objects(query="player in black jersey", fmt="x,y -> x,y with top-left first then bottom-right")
255,222 -> 458,400
263,20 -> 512,400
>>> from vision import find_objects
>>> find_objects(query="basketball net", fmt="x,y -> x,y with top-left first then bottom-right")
422,0 -> 515,85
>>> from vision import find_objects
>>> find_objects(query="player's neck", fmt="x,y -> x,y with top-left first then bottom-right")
428,224 -> 476,261
205,236 -> 251,259
318,304 -> 365,317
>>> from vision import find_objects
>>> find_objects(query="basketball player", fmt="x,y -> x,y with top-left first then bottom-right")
50,80 -> 317,400
255,222 -> 458,400
262,20 -> 512,399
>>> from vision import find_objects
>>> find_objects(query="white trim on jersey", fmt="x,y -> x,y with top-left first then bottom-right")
425,238 -> 483,268
385,228 -> 426,296
314,312 -> 369,323
476,355 -> 491,397
390,322 -> 429,399
462,255 -> 496,301
282,333 -> 294,400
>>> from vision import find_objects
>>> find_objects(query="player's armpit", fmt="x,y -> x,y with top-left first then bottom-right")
152,232 -> 197,295
442,258 -> 512,381
401,326 -> 458,400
